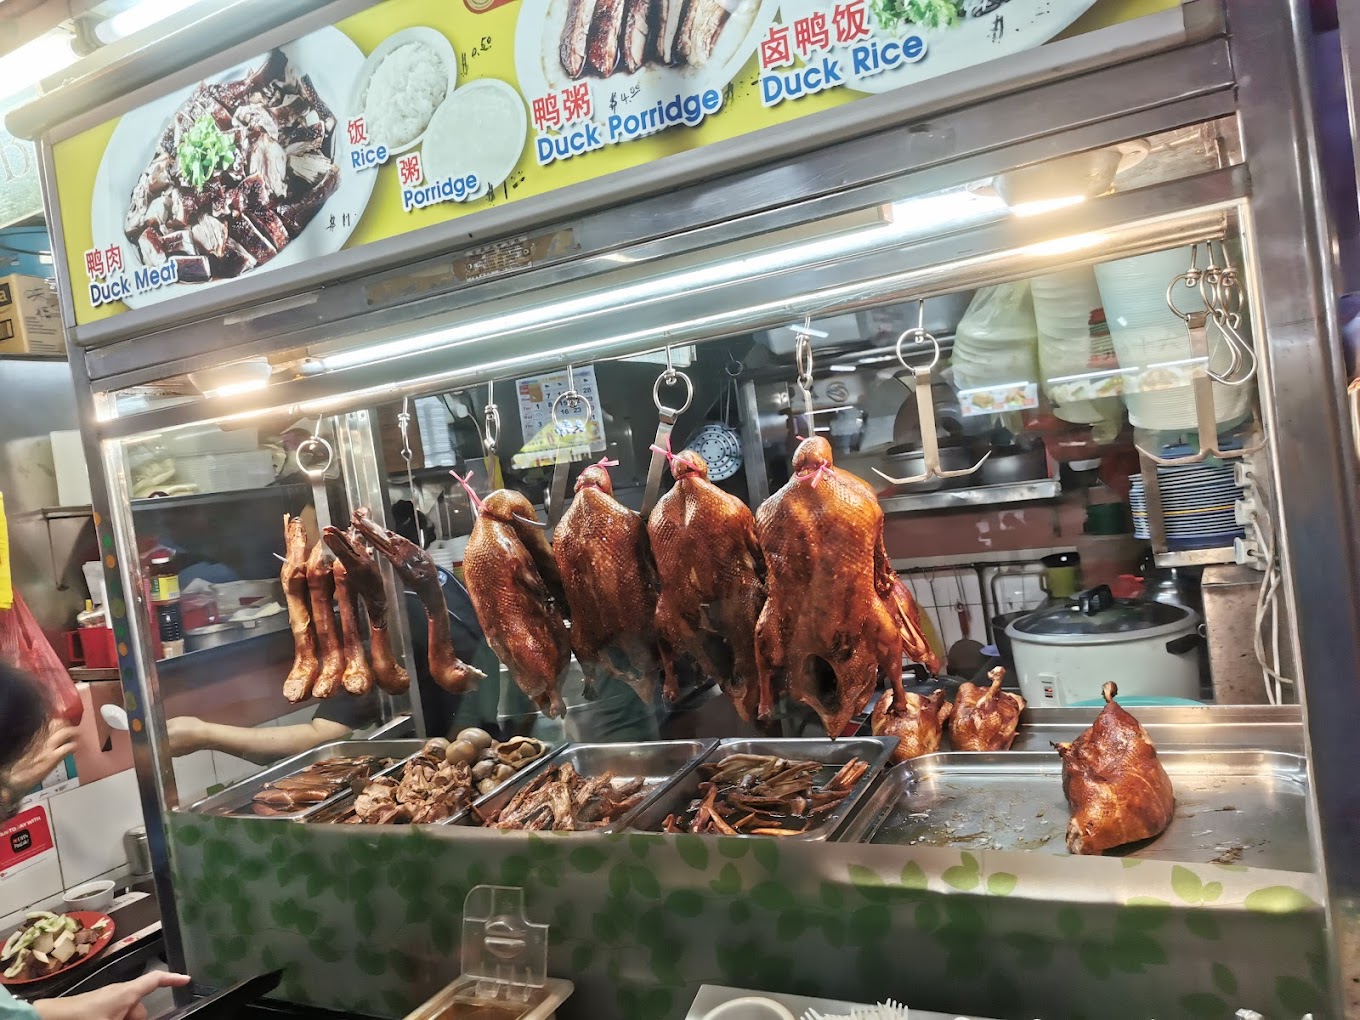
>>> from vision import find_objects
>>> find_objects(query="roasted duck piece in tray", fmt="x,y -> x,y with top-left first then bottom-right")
476,763 -> 646,831
281,515 -> 320,703
949,667 -> 1025,752
458,483 -> 570,718
755,437 -> 938,737
554,459 -> 660,704
871,688 -> 952,762
306,540 -> 345,699
353,509 -> 486,694
662,753 -> 868,836
1056,682 -> 1175,855
250,755 -> 391,816
324,526 -> 411,695
647,448 -> 765,719
351,752 -> 477,825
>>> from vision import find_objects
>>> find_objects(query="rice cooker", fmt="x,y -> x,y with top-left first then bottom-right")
1005,585 -> 1202,705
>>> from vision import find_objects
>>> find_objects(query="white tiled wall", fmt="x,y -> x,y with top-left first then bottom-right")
901,566 -> 1049,658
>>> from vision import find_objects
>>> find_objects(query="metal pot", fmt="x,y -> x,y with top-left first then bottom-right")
979,443 -> 1048,486
184,622 -> 244,652
1005,585 -> 1201,706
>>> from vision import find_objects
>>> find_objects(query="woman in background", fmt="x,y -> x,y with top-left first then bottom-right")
0,664 -> 189,1020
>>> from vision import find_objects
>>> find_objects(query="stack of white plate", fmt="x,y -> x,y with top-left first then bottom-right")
1031,266 -> 1121,425
415,397 -> 456,467
950,282 -> 1040,391
1129,456 -> 1245,548
1094,246 -> 1254,431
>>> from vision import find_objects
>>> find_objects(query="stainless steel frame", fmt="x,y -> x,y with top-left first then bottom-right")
23,0 -> 1360,1011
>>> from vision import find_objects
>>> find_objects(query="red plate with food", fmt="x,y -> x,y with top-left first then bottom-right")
0,910 -> 116,986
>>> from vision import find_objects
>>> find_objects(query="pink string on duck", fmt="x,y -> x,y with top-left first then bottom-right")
596,457 -> 620,469
450,470 -> 485,514
792,437 -> 833,489
649,433 -> 677,470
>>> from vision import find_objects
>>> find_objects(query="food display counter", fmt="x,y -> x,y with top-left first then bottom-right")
11,0 -> 1360,1016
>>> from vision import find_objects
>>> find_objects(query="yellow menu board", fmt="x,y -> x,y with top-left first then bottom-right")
51,0 -> 1175,327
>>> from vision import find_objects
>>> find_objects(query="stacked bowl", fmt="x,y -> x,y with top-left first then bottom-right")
950,283 -> 1040,392
1093,246 -> 1254,432
1129,453 -> 1245,548
1030,266 -> 1122,426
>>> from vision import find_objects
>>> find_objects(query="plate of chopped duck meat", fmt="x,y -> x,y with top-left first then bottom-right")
472,763 -> 651,832
88,25 -> 371,309
1,912 -> 114,986
515,0 -> 780,121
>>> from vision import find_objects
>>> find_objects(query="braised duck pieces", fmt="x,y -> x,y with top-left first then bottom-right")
352,510 -> 485,694
755,437 -> 934,738
554,459 -> 660,704
647,449 -> 765,721
1056,681 -> 1175,855
281,515 -> 320,703
460,488 -> 570,718
324,527 -> 411,695
949,667 -> 1026,752
871,688 -> 952,763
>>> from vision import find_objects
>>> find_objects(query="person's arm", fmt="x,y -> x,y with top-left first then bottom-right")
168,716 -> 354,765
33,970 -> 190,1020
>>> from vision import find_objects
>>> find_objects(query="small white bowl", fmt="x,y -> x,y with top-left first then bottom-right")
702,997 -> 797,1020
63,879 -> 116,912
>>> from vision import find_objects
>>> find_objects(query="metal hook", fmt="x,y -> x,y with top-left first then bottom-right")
550,364 -> 594,430
296,417 -> 334,479
484,397 -> 501,457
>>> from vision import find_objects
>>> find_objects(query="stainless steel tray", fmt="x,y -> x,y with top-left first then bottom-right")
624,736 -> 898,840
456,739 -> 718,831
186,739 -> 423,819
309,742 -> 566,825
837,750 -> 1310,870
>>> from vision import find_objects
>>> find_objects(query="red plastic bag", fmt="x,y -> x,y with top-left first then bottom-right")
0,593 -> 83,725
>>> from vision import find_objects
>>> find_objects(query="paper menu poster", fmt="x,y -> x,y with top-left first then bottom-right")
513,366 -> 607,469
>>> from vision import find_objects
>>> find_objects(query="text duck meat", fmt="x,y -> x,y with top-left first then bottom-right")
554,459 -> 660,704
647,448 -> 765,720
871,688 -> 951,762
281,515 -> 320,703
754,437 -> 938,737
1056,681 -> 1175,855
949,666 -> 1025,752
323,526 -> 411,694
306,540 -> 345,699
353,510 -> 486,694
458,484 -> 570,718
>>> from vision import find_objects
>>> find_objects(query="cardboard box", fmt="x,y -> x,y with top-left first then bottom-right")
0,274 -> 64,357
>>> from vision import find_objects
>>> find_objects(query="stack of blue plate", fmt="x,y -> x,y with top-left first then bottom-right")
1129,456 -> 1245,549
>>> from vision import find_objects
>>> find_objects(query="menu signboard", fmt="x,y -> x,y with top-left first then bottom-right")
50,0 -> 1176,327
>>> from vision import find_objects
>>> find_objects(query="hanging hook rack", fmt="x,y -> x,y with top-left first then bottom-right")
873,301 -> 990,486
397,396 -> 417,496
295,415 -> 337,537
641,345 -> 695,517
546,364 -> 595,527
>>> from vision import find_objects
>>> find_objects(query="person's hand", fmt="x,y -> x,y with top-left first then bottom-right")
35,971 -> 191,1020
7,721 -> 79,793
167,716 -> 207,756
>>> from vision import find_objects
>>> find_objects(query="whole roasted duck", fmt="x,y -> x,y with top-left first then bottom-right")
949,667 -> 1026,752
647,448 -> 765,720
754,437 -> 939,737
870,688 -> 952,762
554,458 -> 660,704
281,515 -> 319,703
1056,681 -> 1175,855
324,526 -> 410,695
352,509 -> 486,694
458,482 -> 570,718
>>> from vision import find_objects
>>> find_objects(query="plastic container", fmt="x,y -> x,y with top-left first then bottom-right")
82,561 -> 106,606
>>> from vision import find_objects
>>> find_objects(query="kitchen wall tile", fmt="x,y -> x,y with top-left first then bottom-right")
0,849 -> 64,921
48,770 -> 142,890
172,751 -> 218,805
963,603 -> 987,644
938,612 -> 964,653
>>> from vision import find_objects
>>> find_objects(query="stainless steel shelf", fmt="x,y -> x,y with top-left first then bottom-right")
879,478 -> 1061,514
131,483 -> 312,512
26,505 -> 94,522
1153,546 -> 1239,567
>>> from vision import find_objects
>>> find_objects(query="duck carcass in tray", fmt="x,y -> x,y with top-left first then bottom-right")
123,48 -> 340,285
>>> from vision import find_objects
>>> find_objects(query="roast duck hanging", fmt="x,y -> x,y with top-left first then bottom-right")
456,477 -> 572,718
323,526 -> 411,694
756,436 -> 940,738
647,446 -> 766,721
553,458 -> 662,704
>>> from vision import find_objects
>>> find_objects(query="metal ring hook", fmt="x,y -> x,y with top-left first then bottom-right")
653,368 -> 694,416
296,417 -> 334,479
893,327 -> 942,374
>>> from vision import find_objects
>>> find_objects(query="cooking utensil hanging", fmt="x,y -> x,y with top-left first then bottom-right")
641,346 -> 695,517
874,302 -> 990,486
547,365 -> 596,527
296,417 -> 336,537
682,353 -> 745,483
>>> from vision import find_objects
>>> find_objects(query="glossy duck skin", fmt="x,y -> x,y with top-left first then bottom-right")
353,510 -> 486,694
554,462 -> 660,704
871,687 -> 952,762
755,437 -> 918,737
281,515 -> 320,703
949,666 -> 1025,752
1056,681 -> 1175,855
463,490 -> 570,718
306,540 -> 345,699
647,450 -> 765,720
331,557 -> 374,696
324,526 -> 410,694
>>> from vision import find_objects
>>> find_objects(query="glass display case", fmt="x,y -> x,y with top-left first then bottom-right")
13,0 -> 1360,1016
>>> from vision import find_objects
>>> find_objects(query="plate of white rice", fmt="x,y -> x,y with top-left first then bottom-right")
351,27 -> 458,154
